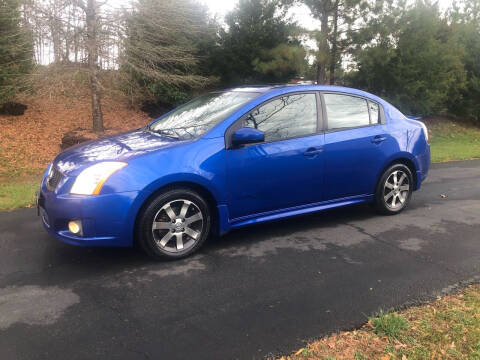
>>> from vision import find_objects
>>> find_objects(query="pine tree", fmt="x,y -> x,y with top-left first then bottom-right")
348,1 -> 466,116
286,0 -> 369,84
212,0 -> 305,85
447,0 -> 480,121
0,0 -> 33,105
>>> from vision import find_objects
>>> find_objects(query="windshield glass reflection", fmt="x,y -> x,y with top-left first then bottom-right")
149,91 -> 258,140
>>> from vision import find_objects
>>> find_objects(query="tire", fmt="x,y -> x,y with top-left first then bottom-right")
374,163 -> 413,215
136,188 -> 211,260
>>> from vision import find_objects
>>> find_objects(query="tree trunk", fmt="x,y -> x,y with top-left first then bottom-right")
64,5 -> 72,63
316,2 -> 330,85
329,0 -> 339,85
85,0 -> 103,133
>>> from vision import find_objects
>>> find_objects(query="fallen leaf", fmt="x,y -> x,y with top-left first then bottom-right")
294,348 -> 304,355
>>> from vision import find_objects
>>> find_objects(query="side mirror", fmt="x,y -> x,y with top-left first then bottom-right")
232,127 -> 265,146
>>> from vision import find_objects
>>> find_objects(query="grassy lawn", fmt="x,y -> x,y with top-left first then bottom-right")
0,182 -> 39,211
280,284 -> 480,360
428,117 -> 480,163
0,154 -> 42,211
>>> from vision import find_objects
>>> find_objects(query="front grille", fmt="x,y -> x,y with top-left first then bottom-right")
46,166 -> 63,191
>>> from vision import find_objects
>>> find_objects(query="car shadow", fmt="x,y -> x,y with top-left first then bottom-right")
204,203 -> 376,252
41,203 -> 372,268
40,199 -> 426,276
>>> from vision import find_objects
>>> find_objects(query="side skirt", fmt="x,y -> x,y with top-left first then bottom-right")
217,194 -> 374,235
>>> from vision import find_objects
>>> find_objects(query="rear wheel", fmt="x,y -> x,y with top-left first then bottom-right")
137,188 -> 211,260
374,164 -> 413,215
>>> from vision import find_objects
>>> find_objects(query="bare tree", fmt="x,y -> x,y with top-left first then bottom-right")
22,0 -> 111,132
73,0 -> 103,133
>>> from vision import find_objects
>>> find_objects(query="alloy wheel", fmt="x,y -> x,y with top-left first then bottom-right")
151,199 -> 204,253
383,170 -> 410,210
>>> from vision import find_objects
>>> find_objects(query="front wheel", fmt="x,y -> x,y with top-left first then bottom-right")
374,164 -> 413,215
136,188 -> 211,260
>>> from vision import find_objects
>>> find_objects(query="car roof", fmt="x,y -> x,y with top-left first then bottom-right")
229,84 -> 385,104
228,84 -> 378,98
226,85 -> 284,93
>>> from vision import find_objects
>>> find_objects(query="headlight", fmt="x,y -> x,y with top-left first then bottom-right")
46,162 -> 53,176
70,162 -> 127,195
43,162 -> 53,183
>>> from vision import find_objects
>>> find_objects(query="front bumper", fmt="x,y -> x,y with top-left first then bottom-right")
39,182 -> 141,247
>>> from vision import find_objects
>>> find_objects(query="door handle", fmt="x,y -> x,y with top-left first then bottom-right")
303,147 -> 323,157
371,136 -> 387,144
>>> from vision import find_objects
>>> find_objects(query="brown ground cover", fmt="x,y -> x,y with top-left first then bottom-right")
0,96 -> 151,181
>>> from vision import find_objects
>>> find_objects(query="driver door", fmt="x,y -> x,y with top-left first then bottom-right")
225,92 -> 325,220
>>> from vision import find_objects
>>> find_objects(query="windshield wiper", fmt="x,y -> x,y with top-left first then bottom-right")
147,127 -> 180,139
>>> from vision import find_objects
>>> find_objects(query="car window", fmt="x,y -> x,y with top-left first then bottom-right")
244,93 -> 317,142
150,91 -> 258,140
324,94 -> 370,130
368,100 -> 380,124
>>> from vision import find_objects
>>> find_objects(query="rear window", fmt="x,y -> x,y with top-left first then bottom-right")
368,100 -> 380,124
324,94 -> 370,130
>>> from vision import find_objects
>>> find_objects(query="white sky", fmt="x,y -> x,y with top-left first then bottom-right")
200,0 -> 455,31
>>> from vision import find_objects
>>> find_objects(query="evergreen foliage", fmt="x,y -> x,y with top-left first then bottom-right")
348,1 -> 466,116
210,0 -> 306,85
0,0 -> 33,105
447,0 -> 480,120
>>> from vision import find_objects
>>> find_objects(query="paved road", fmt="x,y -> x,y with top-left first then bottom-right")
1,160 -> 480,360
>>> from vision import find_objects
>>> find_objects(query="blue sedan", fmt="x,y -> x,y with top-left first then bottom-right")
38,85 -> 430,259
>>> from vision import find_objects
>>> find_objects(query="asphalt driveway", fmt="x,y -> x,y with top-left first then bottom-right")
1,160 -> 480,360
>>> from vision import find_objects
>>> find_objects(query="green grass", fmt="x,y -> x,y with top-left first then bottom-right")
353,351 -> 366,360
429,117 -> 480,162
0,182 -> 39,211
393,288 -> 480,360
369,310 -> 409,340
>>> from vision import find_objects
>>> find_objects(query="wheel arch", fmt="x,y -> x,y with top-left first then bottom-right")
377,155 -> 418,191
133,181 -> 220,245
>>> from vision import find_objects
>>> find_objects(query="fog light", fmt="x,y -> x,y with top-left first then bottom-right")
68,220 -> 82,235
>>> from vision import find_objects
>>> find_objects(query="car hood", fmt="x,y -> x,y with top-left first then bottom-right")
54,128 -> 184,176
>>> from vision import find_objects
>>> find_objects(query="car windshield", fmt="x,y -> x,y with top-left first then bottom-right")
149,91 -> 258,140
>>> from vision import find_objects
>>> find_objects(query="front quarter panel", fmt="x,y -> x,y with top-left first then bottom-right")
101,137 -> 227,202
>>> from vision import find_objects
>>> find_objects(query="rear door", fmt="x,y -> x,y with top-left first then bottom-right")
322,92 -> 390,201
225,92 -> 325,220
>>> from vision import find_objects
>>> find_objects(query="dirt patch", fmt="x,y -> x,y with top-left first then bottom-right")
0,102 -> 28,116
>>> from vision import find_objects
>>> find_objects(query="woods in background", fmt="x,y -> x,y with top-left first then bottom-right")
0,0 -> 33,105
1,0 -> 480,130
